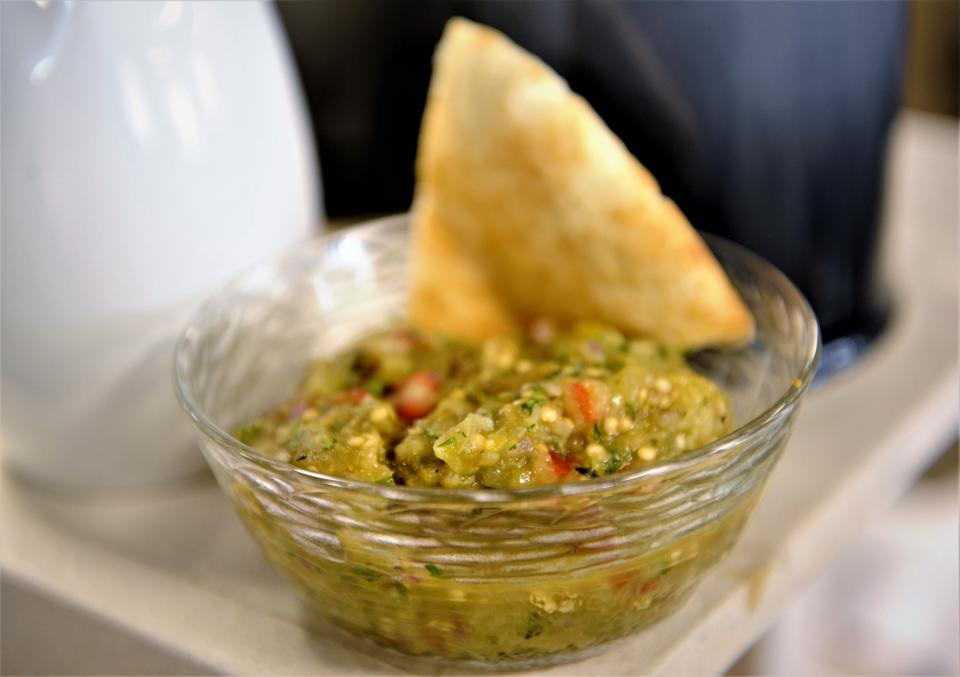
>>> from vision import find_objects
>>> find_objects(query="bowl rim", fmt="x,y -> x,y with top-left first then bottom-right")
174,213 -> 821,502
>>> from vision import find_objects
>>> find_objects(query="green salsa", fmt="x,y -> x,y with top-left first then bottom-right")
230,320 -> 752,664
236,320 -> 733,488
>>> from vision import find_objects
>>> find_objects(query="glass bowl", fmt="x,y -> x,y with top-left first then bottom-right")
174,214 -> 819,670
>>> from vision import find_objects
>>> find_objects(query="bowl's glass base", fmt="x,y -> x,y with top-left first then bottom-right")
304,612 -> 631,673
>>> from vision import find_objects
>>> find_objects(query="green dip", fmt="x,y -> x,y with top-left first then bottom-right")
230,320 -> 751,664
236,320 -> 733,488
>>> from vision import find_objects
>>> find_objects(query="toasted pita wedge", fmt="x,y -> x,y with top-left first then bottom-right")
409,18 -> 754,348
408,196 -> 517,339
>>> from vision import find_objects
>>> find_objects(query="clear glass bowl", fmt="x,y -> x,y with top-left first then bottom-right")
174,214 -> 820,670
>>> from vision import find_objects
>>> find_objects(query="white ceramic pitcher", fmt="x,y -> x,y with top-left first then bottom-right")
1,0 -> 322,489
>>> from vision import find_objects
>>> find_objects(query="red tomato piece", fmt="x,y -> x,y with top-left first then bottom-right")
548,449 -> 573,477
565,380 -> 609,425
609,572 -> 658,594
393,371 -> 442,421
571,382 -> 595,422
609,571 -> 637,591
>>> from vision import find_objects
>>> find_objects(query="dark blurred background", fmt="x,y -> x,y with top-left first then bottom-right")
277,0 -> 958,370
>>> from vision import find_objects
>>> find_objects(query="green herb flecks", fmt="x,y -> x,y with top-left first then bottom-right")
352,565 -> 383,580
521,388 -> 547,415
234,424 -> 263,445
425,563 -> 447,578
364,376 -> 386,396
525,612 -> 544,639
285,429 -> 306,451
605,456 -> 622,475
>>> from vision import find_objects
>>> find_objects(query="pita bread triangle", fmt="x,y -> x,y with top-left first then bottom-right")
409,18 -> 754,348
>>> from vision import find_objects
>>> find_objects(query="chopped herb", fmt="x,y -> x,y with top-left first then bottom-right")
508,443 -> 518,451
423,430 -> 439,441
438,437 -> 455,447
575,467 -> 597,477
525,612 -> 544,639
364,376 -> 386,396
459,431 -> 467,439
526,424 -> 536,432
424,563 -> 446,578
234,424 -> 262,444
285,430 -> 305,451
605,457 -> 622,474
620,341 -> 630,354
592,421 -> 602,441
352,565 -> 382,580
626,401 -> 639,418
322,437 -> 336,451
394,580 -> 408,599
486,633 -> 499,645
376,476 -> 395,485
520,386 -> 548,415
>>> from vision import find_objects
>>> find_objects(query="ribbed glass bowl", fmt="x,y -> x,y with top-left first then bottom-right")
174,214 -> 819,670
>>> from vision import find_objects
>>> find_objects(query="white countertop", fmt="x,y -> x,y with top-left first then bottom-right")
2,112 -> 957,676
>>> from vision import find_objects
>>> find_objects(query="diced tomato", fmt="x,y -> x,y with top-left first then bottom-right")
571,382 -> 596,421
609,571 -> 637,591
392,371 -> 442,422
609,571 -> 658,595
548,450 -> 573,477
565,380 -> 609,426
347,388 -> 368,403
